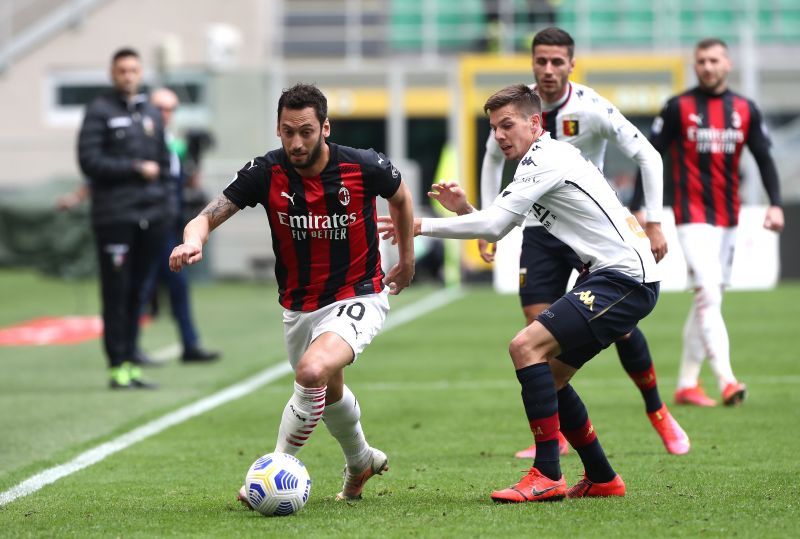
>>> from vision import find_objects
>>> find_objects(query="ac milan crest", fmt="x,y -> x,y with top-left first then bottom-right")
338,186 -> 351,206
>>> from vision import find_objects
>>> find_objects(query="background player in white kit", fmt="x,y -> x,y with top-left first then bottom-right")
478,27 -> 688,456
380,84 -> 661,501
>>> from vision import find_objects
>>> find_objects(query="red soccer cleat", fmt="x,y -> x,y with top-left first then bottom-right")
674,385 -> 717,407
722,382 -> 746,406
647,404 -> 690,455
567,473 -> 626,498
490,467 -> 567,503
514,431 -> 570,459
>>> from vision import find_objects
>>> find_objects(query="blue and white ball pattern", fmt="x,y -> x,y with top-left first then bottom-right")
244,452 -> 311,516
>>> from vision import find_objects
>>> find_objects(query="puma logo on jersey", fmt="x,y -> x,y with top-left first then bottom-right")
247,159 -> 257,170
574,290 -> 595,311
689,113 -> 703,126
377,156 -> 384,164
350,322 -> 362,339
281,191 -> 296,205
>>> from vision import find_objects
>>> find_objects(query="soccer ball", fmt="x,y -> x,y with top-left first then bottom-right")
244,452 -> 311,516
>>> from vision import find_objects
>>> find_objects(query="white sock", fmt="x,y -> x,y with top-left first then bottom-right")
696,287 -> 736,390
677,301 -> 705,389
322,385 -> 371,471
275,382 -> 326,455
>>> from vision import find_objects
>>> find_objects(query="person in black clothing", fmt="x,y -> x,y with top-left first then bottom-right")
135,87 -> 219,364
78,48 -> 172,389
648,38 -> 784,407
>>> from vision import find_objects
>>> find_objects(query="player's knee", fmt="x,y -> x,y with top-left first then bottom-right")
294,358 -> 328,388
509,332 -> 545,368
694,285 -> 722,309
508,332 -> 528,362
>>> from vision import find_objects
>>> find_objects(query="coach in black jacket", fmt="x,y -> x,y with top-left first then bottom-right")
78,47 -> 171,389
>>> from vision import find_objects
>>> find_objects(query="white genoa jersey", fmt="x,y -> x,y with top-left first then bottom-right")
483,82 -> 651,226
493,132 -> 659,283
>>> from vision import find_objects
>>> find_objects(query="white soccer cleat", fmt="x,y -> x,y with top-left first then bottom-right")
237,485 -> 253,510
335,447 -> 389,501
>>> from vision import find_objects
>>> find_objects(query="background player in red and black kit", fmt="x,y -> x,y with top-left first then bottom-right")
649,38 -> 784,407
170,83 -> 415,502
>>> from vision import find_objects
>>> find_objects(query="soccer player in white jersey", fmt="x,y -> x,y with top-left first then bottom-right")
479,27 -> 688,457
381,84 -> 660,501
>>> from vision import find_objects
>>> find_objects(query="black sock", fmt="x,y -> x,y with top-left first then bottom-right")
616,327 -> 663,413
558,384 -> 616,483
516,363 -> 561,481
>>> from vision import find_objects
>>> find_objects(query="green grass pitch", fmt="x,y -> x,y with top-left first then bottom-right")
0,269 -> 798,537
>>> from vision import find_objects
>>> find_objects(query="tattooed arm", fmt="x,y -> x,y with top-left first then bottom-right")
169,194 -> 240,272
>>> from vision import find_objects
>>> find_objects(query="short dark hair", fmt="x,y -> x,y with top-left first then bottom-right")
111,47 -> 140,65
277,83 -> 328,126
695,37 -> 728,51
531,27 -> 575,58
484,84 -> 542,117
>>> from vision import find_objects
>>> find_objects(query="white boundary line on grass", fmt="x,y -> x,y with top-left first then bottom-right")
0,287 -> 464,507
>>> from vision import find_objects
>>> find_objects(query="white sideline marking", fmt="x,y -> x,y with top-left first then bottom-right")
0,287 -> 463,507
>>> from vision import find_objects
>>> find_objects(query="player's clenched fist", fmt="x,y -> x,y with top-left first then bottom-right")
169,242 -> 203,272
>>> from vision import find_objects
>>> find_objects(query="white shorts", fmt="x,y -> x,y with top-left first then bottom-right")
282,290 -> 390,369
677,223 -> 737,289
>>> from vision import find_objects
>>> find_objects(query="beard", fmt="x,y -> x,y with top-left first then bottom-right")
290,134 -> 325,170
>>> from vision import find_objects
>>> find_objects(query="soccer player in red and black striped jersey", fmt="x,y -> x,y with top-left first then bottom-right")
650,38 -> 784,407
169,83 -> 415,502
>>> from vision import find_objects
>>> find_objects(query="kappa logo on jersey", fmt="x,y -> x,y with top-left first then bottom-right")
573,290 -> 596,311
520,156 -> 536,166
281,191 -> 296,205
563,119 -> 579,136
338,185 -> 351,207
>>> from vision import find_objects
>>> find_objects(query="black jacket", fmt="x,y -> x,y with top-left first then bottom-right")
77,91 -> 174,227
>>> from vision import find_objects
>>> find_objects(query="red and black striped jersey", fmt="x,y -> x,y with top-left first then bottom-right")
223,143 -> 401,311
650,87 -> 781,226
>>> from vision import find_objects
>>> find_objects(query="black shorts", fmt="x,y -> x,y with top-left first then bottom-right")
519,226 -> 583,306
536,269 -> 660,369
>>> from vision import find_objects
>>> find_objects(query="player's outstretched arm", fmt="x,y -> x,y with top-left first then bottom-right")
383,182 -> 416,295
169,194 -> 239,272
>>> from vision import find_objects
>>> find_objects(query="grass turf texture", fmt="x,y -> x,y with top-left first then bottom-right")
0,269 -> 798,537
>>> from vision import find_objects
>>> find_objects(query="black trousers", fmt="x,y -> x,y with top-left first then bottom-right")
93,221 -> 166,368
